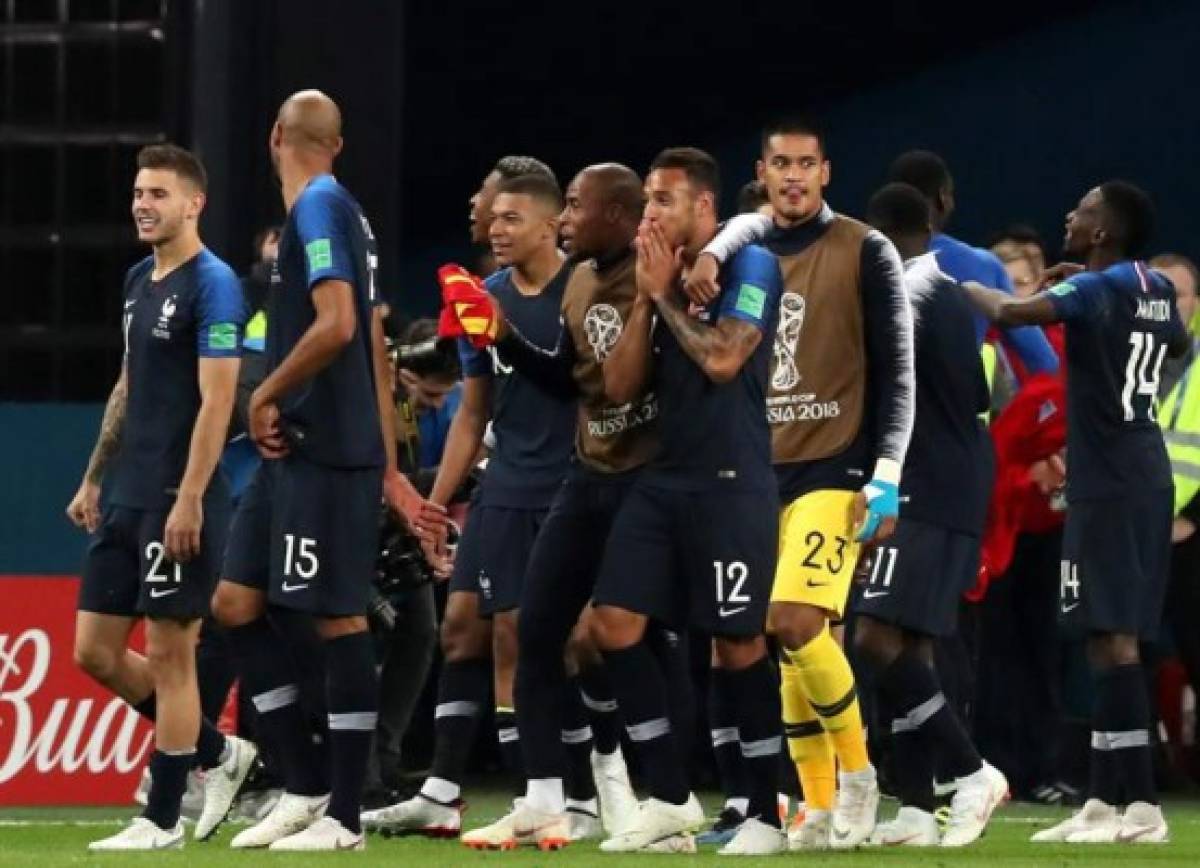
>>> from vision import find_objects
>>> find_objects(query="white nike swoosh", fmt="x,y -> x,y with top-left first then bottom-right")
149,587 -> 179,598
281,581 -> 309,593
125,300 -> 137,309
1061,603 -> 1080,613
717,606 -> 748,618
862,590 -> 890,599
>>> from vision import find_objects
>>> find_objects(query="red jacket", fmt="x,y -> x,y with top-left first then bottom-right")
968,372 -> 1067,601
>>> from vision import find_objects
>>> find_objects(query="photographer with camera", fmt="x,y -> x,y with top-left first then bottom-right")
366,319 -> 467,803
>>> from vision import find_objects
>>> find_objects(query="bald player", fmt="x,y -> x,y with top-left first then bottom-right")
210,90 -> 433,852
449,163 -> 654,849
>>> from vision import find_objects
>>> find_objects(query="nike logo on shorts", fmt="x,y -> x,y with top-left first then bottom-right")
862,589 -> 889,599
281,581 -> 309,593
718,606 -> 748,618
806,578 -> 830,588
1061,602 -> 1080,614
149,587 -> 179,599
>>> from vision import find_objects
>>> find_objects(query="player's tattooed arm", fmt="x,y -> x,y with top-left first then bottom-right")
67,364 -> 127,532
962,280 -> 1059,327
637,219 -> 762,384
85,363 -> 128,485
654,292 -> 763,383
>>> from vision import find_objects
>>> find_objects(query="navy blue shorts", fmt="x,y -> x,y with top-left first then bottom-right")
593,482 -> 778,637
448,499 -> 547,617
221,458 -> 382,617
223,462 -> 274,592
79,499 -> 230,619
1060,489 -> 1172,640
851,518 -> 980,638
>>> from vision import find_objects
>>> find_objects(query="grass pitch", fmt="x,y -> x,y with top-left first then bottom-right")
3,793 -> 1200,865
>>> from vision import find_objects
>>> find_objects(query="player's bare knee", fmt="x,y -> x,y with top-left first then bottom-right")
852,614 -> 900,665
73,639 -> 117,683
712,635 -> 766,670
589,605 -> 644,652
210,581 -> 262,628
769,602 -> 827,651
143,623 -> 195,681
565,622 -> 602,671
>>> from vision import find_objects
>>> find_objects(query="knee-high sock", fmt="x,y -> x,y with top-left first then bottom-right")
142,749 -> 195,829
577,664 -> 622,756
424,658 -> 490,802
786,623 -> 869,773
1092,663 -> 1155,806
780,657 -> 835,812
708,668 -> 747,809
324,632 -> 378,833
649,627 -> 695,764
886,651 -> 980,779
561,679 -> 598,802
227,617 -> 326,796
724,656 -> 782,827
602,641 -> 689,805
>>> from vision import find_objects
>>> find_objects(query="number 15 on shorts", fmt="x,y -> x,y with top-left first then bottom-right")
281,533 -> 320,590
714,560 -> 751,617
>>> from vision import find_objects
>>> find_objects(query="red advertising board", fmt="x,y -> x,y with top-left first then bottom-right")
0,576 -> 153,805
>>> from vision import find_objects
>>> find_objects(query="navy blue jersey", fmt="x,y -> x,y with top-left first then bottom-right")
899,254 -> 992,534
459,264 -> 576,507
110,249 -> 246,509
1047,260 -> 1187,500
269,174 -> 384,469
644,245 -> 783,490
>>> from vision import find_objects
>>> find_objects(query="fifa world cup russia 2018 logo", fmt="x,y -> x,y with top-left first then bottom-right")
584,304 -> 623,362
772,292 -> 806,391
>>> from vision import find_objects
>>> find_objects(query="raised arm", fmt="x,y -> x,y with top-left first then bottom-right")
684,213 -> 775,305
602,295 -> 655,404
962,280 -> 1060,328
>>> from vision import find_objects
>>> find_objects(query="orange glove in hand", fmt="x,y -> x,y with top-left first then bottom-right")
437,264 -> 500,349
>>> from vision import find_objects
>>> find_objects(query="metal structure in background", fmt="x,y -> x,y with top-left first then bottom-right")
0,0 -> 184,400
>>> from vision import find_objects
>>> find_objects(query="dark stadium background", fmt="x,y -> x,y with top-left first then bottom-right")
2,0 -> 1197,402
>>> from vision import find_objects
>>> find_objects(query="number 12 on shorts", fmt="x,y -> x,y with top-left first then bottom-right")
714,561 -> 751,611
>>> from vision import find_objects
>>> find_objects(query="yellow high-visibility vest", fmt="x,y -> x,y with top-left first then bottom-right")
1158,343 -> 1200,516
979,342 -> 997,422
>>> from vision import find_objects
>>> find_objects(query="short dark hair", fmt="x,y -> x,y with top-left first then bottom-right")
866,183 -> 931,236
396,318 -> 460,381
649,147 -> 720,199
984,223 -> 1045,256
493,155 -> 555,183
136,143 -> 207,192
760,115 -> 826,156
1149,253 -> 1200,295
496,172 -> 564,211
253,225 -> 281,258
1099,180 -> 1155,257
887,150 -> 951,202
737,180 -> 769,214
